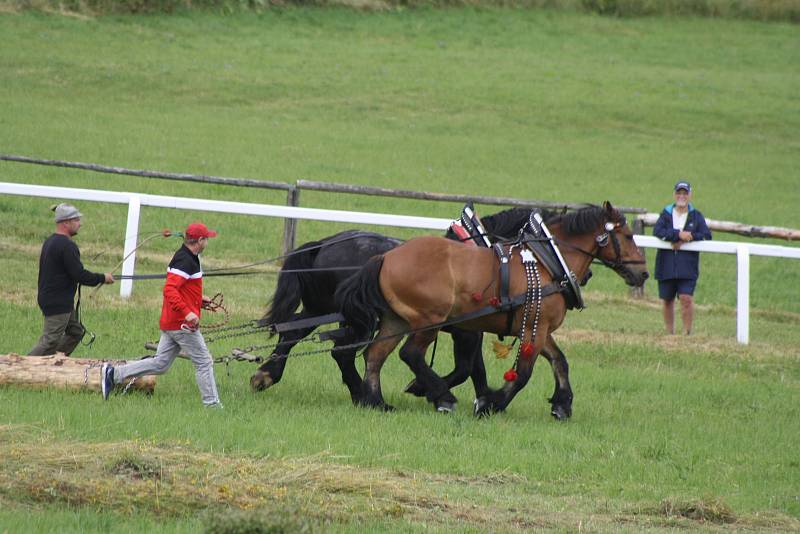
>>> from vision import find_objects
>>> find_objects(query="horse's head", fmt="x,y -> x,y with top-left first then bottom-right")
595,201 -> 649,287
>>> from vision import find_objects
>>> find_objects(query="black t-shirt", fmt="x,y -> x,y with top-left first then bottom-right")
37,234 -> 105,316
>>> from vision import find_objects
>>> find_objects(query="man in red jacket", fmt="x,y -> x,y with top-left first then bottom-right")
101,222 -> 222,407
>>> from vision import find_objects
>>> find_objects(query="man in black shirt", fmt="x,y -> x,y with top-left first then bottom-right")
28,203 -> 114,356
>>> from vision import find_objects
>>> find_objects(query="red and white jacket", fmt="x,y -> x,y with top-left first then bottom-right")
160,245 -> 204,331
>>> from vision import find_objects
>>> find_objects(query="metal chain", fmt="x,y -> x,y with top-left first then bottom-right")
120,377 -> 138,395
514,253 -> 541,368
203,321 -> 268,343
83,362 -> 103,386
200,293 -> 230,331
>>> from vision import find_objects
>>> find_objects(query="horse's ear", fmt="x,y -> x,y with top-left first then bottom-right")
603,201 -> 614,213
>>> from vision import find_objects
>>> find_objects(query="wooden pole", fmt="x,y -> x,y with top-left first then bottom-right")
629,218 -> 646,299
0,353 -> 156,394
282,186 -> 301,257
296,180 -> 648,214
637,213 -> 800,241
0,154 -> 293,191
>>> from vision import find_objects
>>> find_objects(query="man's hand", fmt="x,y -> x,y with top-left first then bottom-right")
202,295 -> 212,305
678,230 -> 693,242
104,273 -> 115,284
185,311 -> 199,326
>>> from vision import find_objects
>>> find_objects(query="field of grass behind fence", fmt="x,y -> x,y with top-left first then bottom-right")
4,0 -> 800,22
0,8 -> 799,532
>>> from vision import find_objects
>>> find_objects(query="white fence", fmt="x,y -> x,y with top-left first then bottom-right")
3,181 -> 799,345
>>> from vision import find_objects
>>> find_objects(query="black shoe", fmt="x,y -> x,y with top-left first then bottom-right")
101,363 -> 115,400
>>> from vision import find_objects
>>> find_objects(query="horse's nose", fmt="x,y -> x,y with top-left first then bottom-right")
642,271 -> 650,280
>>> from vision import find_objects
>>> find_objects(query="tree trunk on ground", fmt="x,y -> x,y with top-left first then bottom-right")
0,353 -> 156,394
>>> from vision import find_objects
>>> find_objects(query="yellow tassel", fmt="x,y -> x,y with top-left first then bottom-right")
493,340 -> 513,359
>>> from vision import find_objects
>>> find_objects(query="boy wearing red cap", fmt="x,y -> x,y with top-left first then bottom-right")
101,222 -> 222,407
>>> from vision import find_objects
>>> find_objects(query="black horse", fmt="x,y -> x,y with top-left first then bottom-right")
251,207 -> 579,417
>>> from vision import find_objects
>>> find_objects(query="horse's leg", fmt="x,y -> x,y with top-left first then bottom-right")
540,334 -> 573,420
404,329 -> 487,398
474,331 -> 545,417
466,339 -> 491,399
398,330 -> 458,413
331,338 -> 363,405
250,310 -> 317,392
360,314 -> 405,411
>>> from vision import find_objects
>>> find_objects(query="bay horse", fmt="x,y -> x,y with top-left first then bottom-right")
251,207 -> 586,417
336,202 -> 648,416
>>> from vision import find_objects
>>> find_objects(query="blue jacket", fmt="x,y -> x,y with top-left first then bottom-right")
653,203 -> 712,281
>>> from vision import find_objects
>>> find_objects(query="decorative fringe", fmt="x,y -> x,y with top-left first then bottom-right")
492,340 -> 513,359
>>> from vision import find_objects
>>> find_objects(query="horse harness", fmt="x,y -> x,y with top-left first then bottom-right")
489,209 -> 585,339
266,207 -> 633,345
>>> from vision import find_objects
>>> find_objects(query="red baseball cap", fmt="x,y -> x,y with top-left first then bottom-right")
185,222 -> 217,239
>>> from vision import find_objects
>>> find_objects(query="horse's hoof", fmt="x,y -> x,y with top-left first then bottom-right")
382,403 -> 395,412
551,405 -> 570,421
473,397 -> 491,417
403,379 -> 426,397
249,372 -> 273,392
435,400 -> 456,413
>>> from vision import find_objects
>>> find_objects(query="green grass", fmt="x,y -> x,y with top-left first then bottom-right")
1,8 -> 799,532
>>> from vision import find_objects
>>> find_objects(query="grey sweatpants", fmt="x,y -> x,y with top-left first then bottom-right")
113,329 -> 220,406
29,309 -> 84,356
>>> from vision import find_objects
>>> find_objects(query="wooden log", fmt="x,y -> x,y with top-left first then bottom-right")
638,213 -> 800,241
0,353 -> 156,394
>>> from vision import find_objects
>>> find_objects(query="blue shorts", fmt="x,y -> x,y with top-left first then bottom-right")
658,279 -> 697,300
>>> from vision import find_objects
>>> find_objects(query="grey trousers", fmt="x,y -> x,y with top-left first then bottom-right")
29,309 -> 85,356
113,329 -> 220,406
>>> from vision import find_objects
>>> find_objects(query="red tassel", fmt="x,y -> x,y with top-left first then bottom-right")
520,342 -> 535,359
489,296 -> 500,307
503,369 -> 518,382
471,292 -> 483,302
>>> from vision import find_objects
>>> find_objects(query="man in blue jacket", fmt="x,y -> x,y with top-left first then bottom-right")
653,181 -> 712,335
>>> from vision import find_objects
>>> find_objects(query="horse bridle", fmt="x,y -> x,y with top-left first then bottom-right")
556,220 -> 646,275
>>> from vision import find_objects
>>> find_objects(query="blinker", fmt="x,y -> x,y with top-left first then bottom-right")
604,222 -> 615,232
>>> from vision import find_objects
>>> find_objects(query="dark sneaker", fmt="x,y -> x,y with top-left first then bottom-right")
101,362 -> 115,400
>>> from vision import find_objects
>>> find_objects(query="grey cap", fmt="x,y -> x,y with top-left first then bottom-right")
52,203 -> 83,223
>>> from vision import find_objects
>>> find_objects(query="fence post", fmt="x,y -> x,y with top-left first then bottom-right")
736,244 -> 750,344
120,194 -> 141,298
629,217 -> 646,299
282,186 -> 300,257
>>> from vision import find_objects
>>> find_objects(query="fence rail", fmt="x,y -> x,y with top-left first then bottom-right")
3,154 -> 798,254
3,181 -> 799,345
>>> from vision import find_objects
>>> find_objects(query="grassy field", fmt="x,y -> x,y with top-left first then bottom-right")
1,8 -> 799,532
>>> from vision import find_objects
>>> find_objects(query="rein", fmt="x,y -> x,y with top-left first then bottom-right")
528,223 -> 646,273
115,232 -> 375,281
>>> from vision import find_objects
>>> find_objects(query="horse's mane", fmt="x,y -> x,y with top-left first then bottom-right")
482,207 -> 561,240
549,204 -> 624,235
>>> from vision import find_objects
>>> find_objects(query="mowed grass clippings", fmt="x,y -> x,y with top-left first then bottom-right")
2,424 -> 798,533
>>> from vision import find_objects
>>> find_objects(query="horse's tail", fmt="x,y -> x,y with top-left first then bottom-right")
335,255 -> 390,343
262,239 -> 324,331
